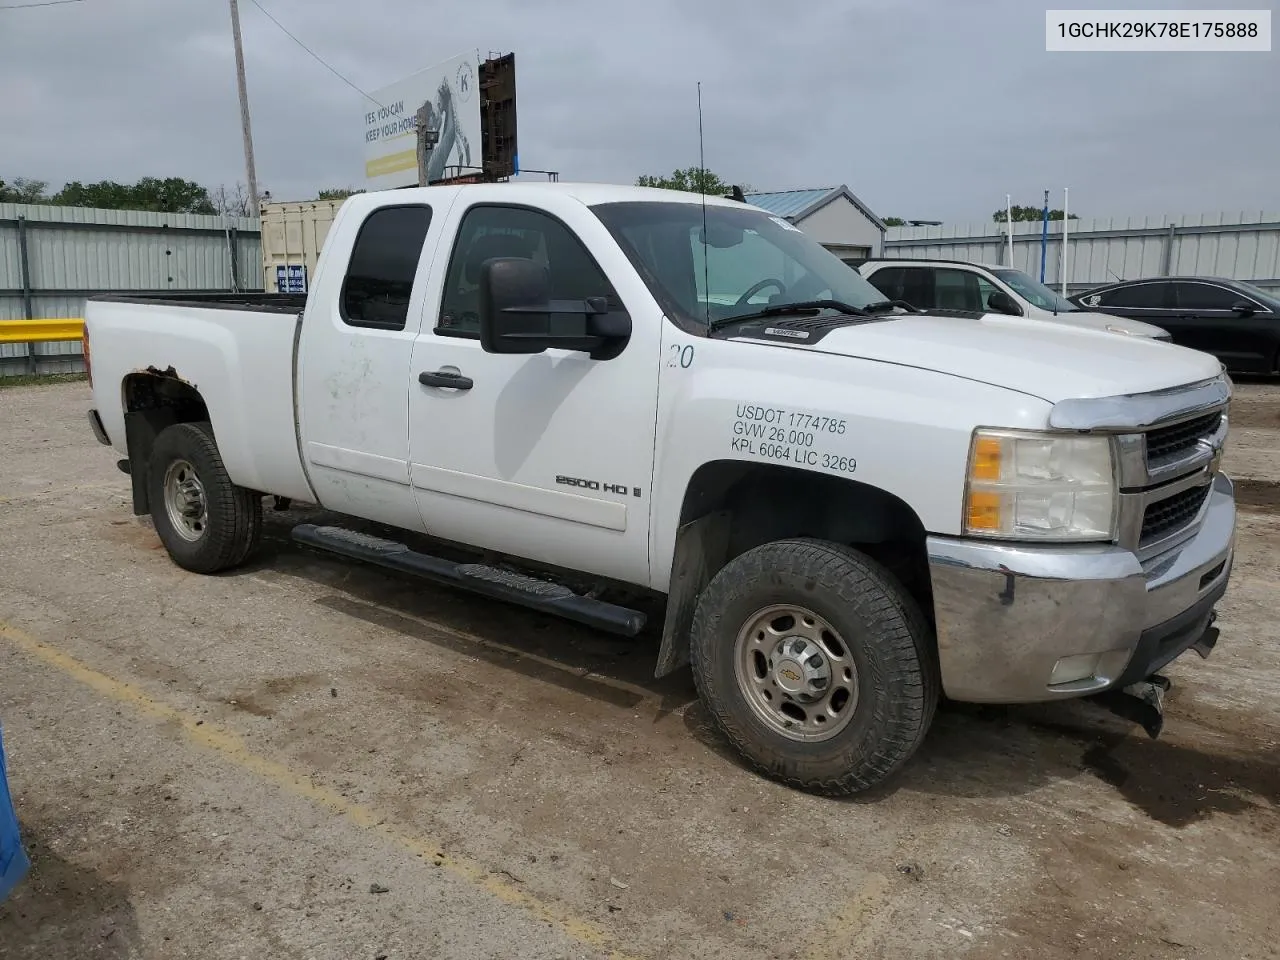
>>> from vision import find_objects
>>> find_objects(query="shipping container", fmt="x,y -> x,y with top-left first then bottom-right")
260,199 -> 344,294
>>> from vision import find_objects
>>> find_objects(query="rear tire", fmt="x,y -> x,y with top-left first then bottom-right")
147,421 -> 262,574
690,538 -> 938,794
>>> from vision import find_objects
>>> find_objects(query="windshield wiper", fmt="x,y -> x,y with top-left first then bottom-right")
863,299 -> 919,313
708,299 -> 871,333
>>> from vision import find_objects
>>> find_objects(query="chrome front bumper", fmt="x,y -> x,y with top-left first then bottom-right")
927,472 -> 1235,703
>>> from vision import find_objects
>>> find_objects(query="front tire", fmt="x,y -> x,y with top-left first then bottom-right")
690,538 -> 938,794
147,421 -> 262,574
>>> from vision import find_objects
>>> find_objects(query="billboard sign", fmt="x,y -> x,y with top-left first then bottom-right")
364,52 -> 480,190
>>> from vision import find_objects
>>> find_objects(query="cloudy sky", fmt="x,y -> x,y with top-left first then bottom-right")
2,0 -> 1276,223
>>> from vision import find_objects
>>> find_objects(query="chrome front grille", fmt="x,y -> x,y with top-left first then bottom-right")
1128,406 -> 1227,553
1140,482 -> 1211,546
1145,412 -> 1224,470
1049,374 -> 1232,556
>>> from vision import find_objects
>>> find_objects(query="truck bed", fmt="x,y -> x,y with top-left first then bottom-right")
86,297 -> 315,505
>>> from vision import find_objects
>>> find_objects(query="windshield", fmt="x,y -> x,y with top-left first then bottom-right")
590,201 -> 888,328
991,269 -> 1079,312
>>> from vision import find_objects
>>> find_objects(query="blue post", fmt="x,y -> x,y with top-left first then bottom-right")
1039,189 -> 1049,283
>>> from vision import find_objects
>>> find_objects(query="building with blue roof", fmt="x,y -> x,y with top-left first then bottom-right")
744,185 -> 886,261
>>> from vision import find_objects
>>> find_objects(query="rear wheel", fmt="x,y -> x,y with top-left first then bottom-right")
147,421 -> 262,573
690,538 -> 938,794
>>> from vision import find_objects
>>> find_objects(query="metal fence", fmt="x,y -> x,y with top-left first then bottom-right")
0,203 -> 261,377
884,211 -> 1280,297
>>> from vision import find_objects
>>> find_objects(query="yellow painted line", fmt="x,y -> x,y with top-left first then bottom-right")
0,620 -> 642,960
0,318 -> 84,344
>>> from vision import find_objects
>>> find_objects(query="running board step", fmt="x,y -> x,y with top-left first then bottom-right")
291,523 -> 646,637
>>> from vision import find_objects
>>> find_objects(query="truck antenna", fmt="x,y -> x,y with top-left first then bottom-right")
697,81 -> 710,328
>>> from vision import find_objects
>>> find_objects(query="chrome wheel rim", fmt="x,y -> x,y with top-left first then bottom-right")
163,459 -> 208,542
733,604 -> 859,742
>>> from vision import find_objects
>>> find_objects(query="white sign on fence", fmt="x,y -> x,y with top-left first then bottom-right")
363,53 -> 480,191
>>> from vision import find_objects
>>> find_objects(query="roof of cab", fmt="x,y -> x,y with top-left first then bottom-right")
356,181 -> 755,210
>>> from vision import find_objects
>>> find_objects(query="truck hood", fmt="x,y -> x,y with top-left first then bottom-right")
742,312 -> 1221,403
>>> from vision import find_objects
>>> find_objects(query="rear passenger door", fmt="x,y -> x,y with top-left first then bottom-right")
296,198 -> 455,531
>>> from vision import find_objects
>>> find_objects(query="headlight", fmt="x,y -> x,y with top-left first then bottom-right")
964,429 -> 1116,541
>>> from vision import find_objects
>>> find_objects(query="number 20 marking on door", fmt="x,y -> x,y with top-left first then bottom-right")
667,344 -> 694,369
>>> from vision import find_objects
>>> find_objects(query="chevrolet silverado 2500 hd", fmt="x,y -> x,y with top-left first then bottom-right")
83,183 -> 1235,793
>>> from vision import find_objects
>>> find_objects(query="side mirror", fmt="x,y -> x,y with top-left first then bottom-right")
1231,301 -> 1257,316
478,257 -> 631,358
986,290 -> 1021,316
479,258 -> 553,355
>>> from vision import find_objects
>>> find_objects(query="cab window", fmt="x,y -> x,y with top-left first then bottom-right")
437,205 -> 621,337
340,205 -> 433,331
933,269 -> 984,311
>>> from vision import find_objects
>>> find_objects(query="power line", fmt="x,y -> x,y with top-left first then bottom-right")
243,0 -> 382,107
0,0 -> 85,9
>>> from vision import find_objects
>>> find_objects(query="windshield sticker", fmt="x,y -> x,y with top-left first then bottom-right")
730,405 -> 856,472
1081,294 -> 1102,307
769,216 -> 803,233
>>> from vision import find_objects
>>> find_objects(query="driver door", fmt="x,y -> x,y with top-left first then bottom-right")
405,194 -> 661,587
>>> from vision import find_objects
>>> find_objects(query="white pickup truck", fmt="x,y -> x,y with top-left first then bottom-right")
83,183 -> 1236,793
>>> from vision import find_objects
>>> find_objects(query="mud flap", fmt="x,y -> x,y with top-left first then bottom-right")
655,511 -> 730,678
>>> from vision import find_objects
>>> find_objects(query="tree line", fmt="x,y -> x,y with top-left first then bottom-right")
634,169 -> 1085,229
1,176 -> 367,216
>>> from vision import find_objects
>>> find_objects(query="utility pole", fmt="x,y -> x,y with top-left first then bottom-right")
228,0 -> 260,216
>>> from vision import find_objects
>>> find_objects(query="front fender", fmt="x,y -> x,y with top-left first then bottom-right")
646,334 -> 1053,591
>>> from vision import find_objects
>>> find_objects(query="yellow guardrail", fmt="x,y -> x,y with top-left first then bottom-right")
0,319 -> 85,344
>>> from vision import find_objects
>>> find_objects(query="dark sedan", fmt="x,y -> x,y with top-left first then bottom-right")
1070,277 -> 1280,374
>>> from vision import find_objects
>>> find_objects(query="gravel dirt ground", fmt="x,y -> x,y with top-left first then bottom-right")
0,381 -> 1277,960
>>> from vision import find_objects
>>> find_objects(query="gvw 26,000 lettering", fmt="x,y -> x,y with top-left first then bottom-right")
767,427 -> 814,447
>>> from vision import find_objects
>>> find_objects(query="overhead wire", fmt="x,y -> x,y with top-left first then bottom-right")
243,0 -> 383,108
0,0 -> 86,10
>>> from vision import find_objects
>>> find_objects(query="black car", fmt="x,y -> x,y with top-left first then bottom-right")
1070,277 -> 1280,373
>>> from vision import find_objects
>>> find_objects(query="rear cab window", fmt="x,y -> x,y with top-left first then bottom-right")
341,205 -> 434,331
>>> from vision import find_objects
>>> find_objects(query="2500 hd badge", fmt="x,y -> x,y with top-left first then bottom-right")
556,475 -> 643,497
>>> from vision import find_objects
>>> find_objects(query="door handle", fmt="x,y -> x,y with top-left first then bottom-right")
419,369 -> 473,390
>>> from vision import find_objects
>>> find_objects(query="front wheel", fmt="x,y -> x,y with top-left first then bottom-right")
690,539 -> 938,794
147,421 -> 262,574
